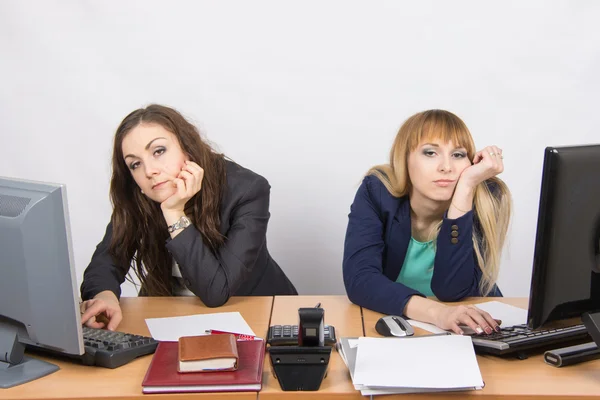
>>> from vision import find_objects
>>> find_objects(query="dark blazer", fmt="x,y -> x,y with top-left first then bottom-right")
81,161 -> 298,306
343,175 -> 501,316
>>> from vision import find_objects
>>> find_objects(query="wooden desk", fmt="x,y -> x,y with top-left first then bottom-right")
362,298 -> 600,399
260,295 -> 364,400
0,296 -> 273,400
5,296 -> 600,399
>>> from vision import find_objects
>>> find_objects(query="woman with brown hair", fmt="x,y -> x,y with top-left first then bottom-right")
343,109 -> 511,335
80,104 -> 297,330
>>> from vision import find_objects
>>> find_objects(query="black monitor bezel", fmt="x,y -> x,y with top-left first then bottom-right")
527,145 -> 600,329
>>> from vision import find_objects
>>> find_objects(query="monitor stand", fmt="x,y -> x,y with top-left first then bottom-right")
0,323 -> 60,388
1,357 -> 59,388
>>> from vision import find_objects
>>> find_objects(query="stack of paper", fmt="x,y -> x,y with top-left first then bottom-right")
338,335 -> 484,396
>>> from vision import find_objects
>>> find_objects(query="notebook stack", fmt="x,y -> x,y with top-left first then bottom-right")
142,339 -> 265,394
338,335 -> 484,396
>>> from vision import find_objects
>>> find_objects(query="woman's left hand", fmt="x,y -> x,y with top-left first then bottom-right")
458,145 -> 504,189
161,161 -> 204,213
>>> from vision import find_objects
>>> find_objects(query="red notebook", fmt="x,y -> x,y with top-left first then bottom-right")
142,339 -> 265,394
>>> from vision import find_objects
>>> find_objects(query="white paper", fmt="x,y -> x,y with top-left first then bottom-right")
407,319 -> 448,334
359,386 -> 471,396
353,336 -> 483,389
145,311 -> 255,341
473,300 -> 528,328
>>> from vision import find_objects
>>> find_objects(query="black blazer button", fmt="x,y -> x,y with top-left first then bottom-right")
451,231 -> 459,237
451,224 -> 459,230
451,238 -> 459,244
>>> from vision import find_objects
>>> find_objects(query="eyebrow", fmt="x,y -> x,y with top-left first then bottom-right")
421,142 -> 467,151
124,137 -> 166,160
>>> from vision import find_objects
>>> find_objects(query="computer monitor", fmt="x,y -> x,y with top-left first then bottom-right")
0,177 -> 83,388
527,144 -> 600,329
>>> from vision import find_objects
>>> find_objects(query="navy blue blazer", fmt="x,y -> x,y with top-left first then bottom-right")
343,175 -> 502,316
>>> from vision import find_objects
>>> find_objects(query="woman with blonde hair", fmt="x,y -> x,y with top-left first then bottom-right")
343,109 -> 511,335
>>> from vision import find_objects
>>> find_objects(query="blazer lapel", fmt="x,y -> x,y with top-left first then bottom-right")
383,199 -> 411,281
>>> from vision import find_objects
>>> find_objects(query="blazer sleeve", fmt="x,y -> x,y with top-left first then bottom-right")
343,177 -> 423,316
165,175 -> 271,307
431,211 -> 485,301
431,180 -> 505,301
80,222 -> 128,301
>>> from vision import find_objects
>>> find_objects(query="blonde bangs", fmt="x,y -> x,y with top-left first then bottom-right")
406,111 -> 476,158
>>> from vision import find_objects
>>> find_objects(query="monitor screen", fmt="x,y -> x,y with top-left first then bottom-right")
527,144 -> 600,329
0,177 -> 83,388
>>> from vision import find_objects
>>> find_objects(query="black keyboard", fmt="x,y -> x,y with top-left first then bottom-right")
78,327 -> 158,368
267,324 -> 337,346
29,327 -> 159,368
471,323 -> 590,356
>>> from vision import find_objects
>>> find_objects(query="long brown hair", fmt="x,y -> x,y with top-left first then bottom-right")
369,110 -> 511,296
109,104 -> 226,296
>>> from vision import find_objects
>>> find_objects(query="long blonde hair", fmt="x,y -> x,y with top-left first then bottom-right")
369,110 -> 511,296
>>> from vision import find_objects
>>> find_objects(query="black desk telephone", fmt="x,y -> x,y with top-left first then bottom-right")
267,324 -> 337,346
267,306 -> 333,391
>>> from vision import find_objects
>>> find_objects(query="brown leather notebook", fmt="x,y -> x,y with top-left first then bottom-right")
178,334 -> 239,373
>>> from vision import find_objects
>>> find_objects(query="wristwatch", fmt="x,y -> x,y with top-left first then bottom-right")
167,216 -> 192,233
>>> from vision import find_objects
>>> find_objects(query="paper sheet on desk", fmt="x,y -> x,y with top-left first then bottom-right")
473,300 -> 528,328
145,312 -> 255,341
353,335 -> 483,390
339,337 -> 482,396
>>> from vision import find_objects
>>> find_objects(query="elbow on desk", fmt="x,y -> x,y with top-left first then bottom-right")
345,289 -> 363,308
343,278 -> 369,309
198,290 -> 231,308
201,296 -> 230,308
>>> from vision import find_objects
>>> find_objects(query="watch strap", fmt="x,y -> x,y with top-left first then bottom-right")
168,216 -> 192,233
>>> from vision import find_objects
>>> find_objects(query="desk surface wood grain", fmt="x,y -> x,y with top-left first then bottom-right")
3,296 -> 600,400
0,296 -> 272,400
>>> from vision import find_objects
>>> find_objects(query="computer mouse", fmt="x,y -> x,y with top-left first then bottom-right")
375,315 -> 415,337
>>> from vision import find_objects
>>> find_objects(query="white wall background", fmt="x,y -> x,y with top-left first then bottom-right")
1,0 -> 599,298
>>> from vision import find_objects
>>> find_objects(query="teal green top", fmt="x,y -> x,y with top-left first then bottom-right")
396,237 -> 435,296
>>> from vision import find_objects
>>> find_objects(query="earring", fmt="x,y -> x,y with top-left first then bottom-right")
141,189 -> 144,194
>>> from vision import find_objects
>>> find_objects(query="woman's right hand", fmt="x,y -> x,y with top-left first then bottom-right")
432,304 -> 500,335
80,290 -> 122,331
